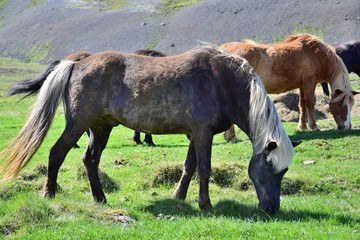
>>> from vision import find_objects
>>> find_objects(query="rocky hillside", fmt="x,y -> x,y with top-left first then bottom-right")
0,0 -> 359,62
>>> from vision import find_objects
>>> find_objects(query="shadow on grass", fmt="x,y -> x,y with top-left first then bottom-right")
289,128 -> 360,141
145,198 -> 359,225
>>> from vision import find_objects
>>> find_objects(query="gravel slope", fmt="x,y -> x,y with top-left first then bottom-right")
0,0 -> 359,61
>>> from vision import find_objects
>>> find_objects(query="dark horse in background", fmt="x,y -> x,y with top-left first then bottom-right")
321,40 -> 360,96
0,46 -> 300,214
7,49 -> 166,146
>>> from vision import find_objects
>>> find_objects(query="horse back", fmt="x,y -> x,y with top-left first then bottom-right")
221,34 -> 341,93
66,49 -> 234,134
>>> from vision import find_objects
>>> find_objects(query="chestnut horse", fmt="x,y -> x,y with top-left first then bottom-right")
221,34 -> 358,141
0,46 -> 298,214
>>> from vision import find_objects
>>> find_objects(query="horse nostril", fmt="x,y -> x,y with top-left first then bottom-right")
338,125 -> 345,130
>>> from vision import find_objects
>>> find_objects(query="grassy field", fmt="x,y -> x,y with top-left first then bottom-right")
0,57 -> 359,239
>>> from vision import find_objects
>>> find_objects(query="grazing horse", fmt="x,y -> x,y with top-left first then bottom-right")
7,49 -> 167,146
221,34 -> 358,141
321,40 -> 360,96
0,46 -> 299,214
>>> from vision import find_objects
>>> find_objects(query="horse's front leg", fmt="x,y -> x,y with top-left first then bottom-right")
83,121 -> 112,203
172,139 -> 197,200
193,129 -> 214,210
297,88 -> 307,130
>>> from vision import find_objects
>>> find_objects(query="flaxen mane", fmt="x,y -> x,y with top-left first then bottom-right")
212,47 -> 294,172
245,65 -> 294,172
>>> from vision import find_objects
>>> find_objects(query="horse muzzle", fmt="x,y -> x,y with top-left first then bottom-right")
338,123 -> 351,130
258,199 -> 280,215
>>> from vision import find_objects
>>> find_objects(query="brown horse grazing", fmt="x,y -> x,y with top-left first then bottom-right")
221,34 -> 359,141
0,46 -> 299,214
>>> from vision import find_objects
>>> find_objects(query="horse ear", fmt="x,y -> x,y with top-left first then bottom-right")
291,141 -> 302,148
266,141 -> 277,151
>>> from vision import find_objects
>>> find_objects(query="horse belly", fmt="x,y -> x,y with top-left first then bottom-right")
120,103 -> 190,134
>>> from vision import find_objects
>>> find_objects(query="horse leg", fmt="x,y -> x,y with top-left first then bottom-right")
172,139 -> 197,200
321,82 -> 330,96
133,131 -> 142,144
144,134 -> 155,146
193,129 -> 214,210
42,125 -> 85,198
304,86 -> 319,130
297,88 -> 307,130
83,121 -> 112,203
223,124 -> 237,142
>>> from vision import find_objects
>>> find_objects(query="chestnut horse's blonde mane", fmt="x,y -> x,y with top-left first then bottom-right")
329,57 -> 355,106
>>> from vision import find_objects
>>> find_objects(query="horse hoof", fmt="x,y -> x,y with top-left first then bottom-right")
41,189 -> 55,198
198,201 -> 212,210
296,125 -> 307,131
171,191 -> 186,200
199,203 -> 212,210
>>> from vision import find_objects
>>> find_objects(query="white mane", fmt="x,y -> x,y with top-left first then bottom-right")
247,67 -> 294,172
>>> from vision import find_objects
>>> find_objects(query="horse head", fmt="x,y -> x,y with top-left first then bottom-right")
329,89 -> 359,130
248,141 -> 301,214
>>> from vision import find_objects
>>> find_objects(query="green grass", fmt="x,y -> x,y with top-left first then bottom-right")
26,0 -> 44,9
0,0 -> 7,9
80,0 -> 129,11
0,57 -> 359,239
161,0 -> 202,15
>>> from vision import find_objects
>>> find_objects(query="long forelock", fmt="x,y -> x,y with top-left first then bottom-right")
248,72 -> 294,172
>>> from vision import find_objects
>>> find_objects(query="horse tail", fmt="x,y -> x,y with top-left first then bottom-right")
0,60 -> 74,182
6,60 -> 61,98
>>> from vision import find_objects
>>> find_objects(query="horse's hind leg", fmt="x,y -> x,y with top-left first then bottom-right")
172,139 -> 197,200
297,88 -> 307,130
133,131 -> 142,144
83,121 -> 112,203
42,125 -> 86,198
144,134 -> 155,146
223,124 -> 237,142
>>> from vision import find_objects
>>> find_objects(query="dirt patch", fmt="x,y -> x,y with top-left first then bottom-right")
270,91 -> 330,122
270,89 -> 360,123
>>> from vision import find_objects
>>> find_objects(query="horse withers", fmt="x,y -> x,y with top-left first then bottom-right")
0,46 -> 300,214
221,34 -> 359,140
